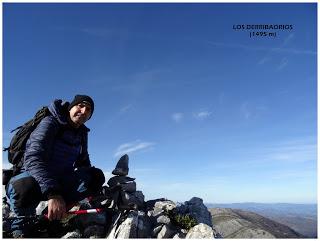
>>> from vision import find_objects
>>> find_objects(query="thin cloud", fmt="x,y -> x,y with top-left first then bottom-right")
271,169 -> 316,180
277,57 -> 289,70
266,143 -> 316,163
258,57 -> 270,65
114,140 -> 155,158
119,104 -> 133,114
240,102 -> 267,120
218,92 -> 226,105
193,111 -> 212,120
283,33 -> 295,46
240,102 -> 252,120
79,27 -> 129,39
172,113 -> 184,123
239,138 -> 317,164
206,41 -> 316,55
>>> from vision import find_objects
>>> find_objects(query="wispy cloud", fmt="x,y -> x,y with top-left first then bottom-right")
271,169 -> 316,180
193,111 -> 212,120
265,142 -> 316,163
283,33 -> 295,46
258,57 -> 270,65
240,102 -> 267,120
240,102 -> 252,119
112,68 -> 171,95
237,137 -> 317,165
172,113 -> 184,123
277,57 -> 289,70
206,41 -> 316,55
79,27 -> 129,39
114,140 -> 155,158
218,92 -> 226,105
119,104 -> 133,114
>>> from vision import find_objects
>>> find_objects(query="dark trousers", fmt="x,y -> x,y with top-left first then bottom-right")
6,167 -> 105,232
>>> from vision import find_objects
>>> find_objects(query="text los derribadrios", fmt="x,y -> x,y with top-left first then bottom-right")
233,24 -> 293,30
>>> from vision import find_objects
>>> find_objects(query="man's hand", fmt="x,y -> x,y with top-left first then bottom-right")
47,195 -> 67,221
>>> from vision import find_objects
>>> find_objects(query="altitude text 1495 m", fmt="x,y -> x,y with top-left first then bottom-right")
250,32 -> 277,38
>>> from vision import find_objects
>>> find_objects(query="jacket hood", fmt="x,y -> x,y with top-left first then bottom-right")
48,99 -> 70,125
48,99 -> 90,132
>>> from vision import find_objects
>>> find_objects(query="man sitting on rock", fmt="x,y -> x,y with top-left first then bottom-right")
6,95 -> 105,238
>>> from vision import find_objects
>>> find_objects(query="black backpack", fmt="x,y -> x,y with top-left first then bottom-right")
3,106 -> 51,176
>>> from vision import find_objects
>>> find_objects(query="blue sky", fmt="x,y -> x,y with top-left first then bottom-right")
2,3 -> 317,203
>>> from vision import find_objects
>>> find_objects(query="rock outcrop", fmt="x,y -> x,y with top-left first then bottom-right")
3,196 -> 221,239
3,156 -> 220,238
210,208 -> 304,238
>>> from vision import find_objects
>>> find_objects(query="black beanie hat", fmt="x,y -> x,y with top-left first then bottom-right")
68,95 -> 94,118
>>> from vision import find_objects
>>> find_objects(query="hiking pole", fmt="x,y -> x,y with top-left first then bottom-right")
67,208 -> 105,215
6,208 -> 110,221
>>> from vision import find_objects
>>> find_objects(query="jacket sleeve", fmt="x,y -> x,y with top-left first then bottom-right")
74,130 -> 92,168
23,116 -> 61,196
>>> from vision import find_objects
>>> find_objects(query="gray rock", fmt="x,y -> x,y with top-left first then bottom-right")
61,229 -> 82,238
186,223 -> 214,239
115,210 -> 139,238
155,200 -> 176,212
157,224 -> 177,239
152,225 -> 163,237
36,201 -> 48,215
112,154 -> 129,176
134,191 -> 145,204
3,220 -> 11,234
173,231 -> 187,239
184,197 -> 213,227
121,181 -> 136,192
2,198 -> 11,219
2,198 -> 14,233
137,211 -> 152,238
157,215 -> 171,224
107,176 -> 135,187
105,212 -> 122,239
83,225 -> 105,238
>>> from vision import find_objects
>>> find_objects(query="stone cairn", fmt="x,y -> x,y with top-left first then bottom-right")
3,154 -> 222,238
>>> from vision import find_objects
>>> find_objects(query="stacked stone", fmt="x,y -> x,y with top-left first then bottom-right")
107,154 -> 144,210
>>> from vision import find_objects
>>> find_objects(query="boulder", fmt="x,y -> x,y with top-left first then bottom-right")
36,201 -> 48,215
184,197 -> 213,227
61,229 -> 82,238
112,154 -> 129,176
173,231 -> 187,239
115,211 -> 139,238
157,214 -> 171,224
155,200 -> 177,212
152,225 -> 163,237
83,225 -> 105,238
186,223 -> 214,239
157,224 -> 177,239
137,211 -> 152,238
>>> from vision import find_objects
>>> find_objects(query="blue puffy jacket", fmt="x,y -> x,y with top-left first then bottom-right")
22,99 -> 91,197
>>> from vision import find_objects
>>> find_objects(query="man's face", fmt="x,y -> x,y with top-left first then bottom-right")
69,102 -> 92,128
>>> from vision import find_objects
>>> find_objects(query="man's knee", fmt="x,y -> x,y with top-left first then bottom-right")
7,173 -> 42,208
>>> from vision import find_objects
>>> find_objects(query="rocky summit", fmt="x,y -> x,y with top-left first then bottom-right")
2,154 -> 221,238
3,195 -> 221,239
210,208 -> 304,238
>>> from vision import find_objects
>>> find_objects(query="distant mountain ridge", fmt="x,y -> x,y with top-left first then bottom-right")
210,208 -> 304,238
206,203 -> 317,238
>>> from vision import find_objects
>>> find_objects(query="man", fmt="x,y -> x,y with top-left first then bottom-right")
6,95 -> 105,238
